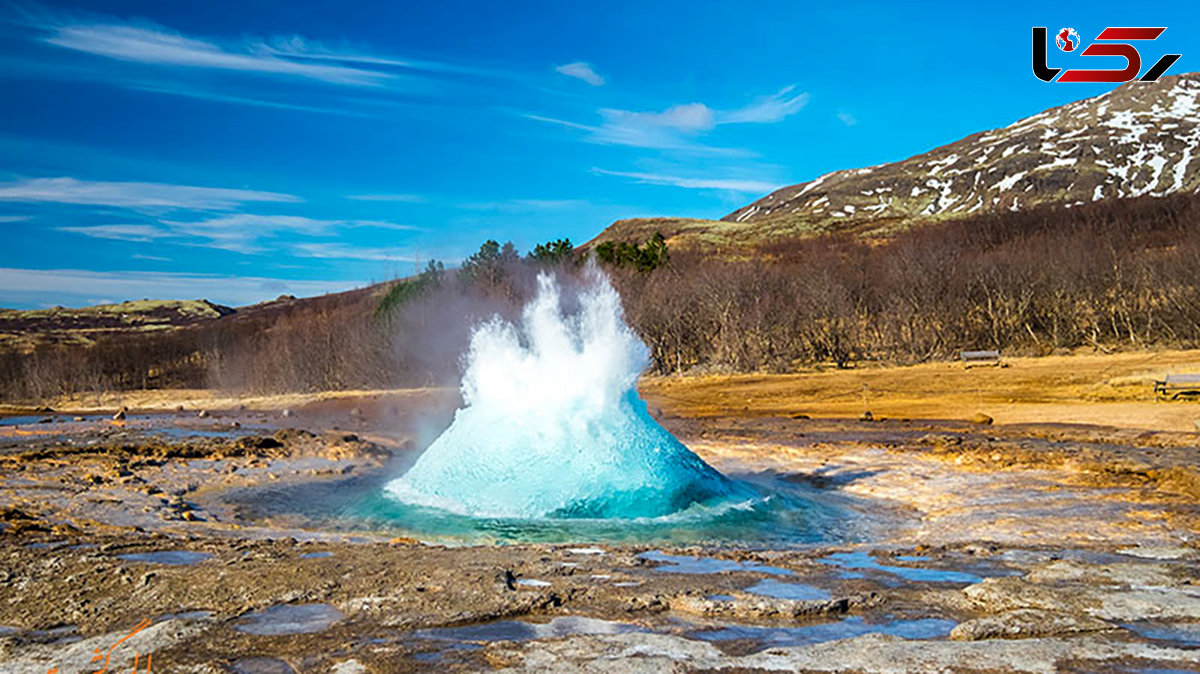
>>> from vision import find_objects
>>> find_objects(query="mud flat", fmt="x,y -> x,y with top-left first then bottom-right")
2,367 -> 1200,672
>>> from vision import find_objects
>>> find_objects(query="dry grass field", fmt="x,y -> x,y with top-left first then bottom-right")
640,349 -> 1200,433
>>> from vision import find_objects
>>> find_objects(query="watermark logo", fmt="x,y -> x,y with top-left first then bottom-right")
1033,27 -> 1181,82
1056,28 -> 1080,52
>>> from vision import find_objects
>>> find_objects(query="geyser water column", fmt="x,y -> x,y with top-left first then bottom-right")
385,271 -> 745,520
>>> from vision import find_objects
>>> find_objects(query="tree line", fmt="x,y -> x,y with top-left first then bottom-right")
3,193 -> 1200,401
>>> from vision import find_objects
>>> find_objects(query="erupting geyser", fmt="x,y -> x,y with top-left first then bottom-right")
385,271 -> 746,519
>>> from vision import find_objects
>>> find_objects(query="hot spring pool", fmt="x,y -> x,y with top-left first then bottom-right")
228,271 -> 863,545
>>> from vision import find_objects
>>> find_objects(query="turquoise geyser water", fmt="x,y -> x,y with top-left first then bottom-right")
377,271 -> 840,543
386,271 -> 742,519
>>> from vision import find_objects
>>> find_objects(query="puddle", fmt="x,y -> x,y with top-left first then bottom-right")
151,426 -> 259,440
819,551 -> 981,584
19,625 -> 80,644
689,616 -> 956,650
566,547 -> 605,555
156,611 -> 214,622
744,578 -> 831,601
25,541 -> 65,550
233,603 -> 345,636
0,416 -> 47,426
230,657 -> 296,674
638,551 -> 792,576
1124,621 -> 1200,647
299,551 -> 333,559
414,616 -> 643,643
118,551 -> 212,566
706,594 -> 736,601
412,643 -> 483,663
516,578 -> 551,587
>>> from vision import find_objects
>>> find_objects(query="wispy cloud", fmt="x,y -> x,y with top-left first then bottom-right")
460,198 -> 590,212
289,242 -> 417,262
57,211 -> 420,255
0,177 -> 298,211
720,86 -> 810,124
42,23 -> 395,87
346,193 -> 427,203
521,114 -> 599,133
592,168 -> 781,194
555,61 -> 605,86
57,223 -> 169,242
838,111 -> 858,127
0,215 -> 32,223
0,267 -> 360,307
527,85 -> 808,154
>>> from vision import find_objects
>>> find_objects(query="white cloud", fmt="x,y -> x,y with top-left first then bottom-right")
0,177 -> 298,211
719,86 -> 810,124
555,61 -> 605,86
0,215 -> 31,223
460,199 -> 590,212
56,212 -> 421,254
57,223 -> 169,242
43,23 -> 394,87
346,193 -> 427,203
521,114 -> 599,133
592,168 -> 781,194
838,111 -> 858,126
528,86 -> 807,154
0,267 -> 360,308
289,242 -> 417,262
157,214 -> 339,253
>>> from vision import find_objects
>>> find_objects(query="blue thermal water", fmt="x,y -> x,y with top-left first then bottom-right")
368,271 -> 842,543
385,272 -> 750,520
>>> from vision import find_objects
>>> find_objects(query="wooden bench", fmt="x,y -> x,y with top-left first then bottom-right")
1154,374 -> 1200,400
960,350 -> 1001,368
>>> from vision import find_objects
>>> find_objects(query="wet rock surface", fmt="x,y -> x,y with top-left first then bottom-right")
1,398 -> 1199,671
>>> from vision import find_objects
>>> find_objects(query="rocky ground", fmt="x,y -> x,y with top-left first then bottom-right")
1,389 -> 1199,673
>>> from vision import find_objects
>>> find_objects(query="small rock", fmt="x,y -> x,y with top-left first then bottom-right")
197,410 -> 210,418
112,408 -> 127,421
860,411 -> 874,422
971,413 -> 994,425
497,569 -> 517,591
281,409 -> 295,418
950,608 -> 1111,640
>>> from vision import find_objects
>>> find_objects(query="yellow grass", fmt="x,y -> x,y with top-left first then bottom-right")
639,349 -> 1200,433
12,349 -> 1200,433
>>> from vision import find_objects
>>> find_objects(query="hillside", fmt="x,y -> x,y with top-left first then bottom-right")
596,72 -> 1200,250
0,299 -> 234,351
0,285 -> 389,353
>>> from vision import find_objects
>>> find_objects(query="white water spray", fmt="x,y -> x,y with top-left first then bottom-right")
384,270 -> 740,519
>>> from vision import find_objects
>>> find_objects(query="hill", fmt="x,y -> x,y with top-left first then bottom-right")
0,299 -> 234,351
595,72 -> 1200,250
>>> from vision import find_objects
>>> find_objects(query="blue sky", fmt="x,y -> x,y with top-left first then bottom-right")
0,0 -> 1196,308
